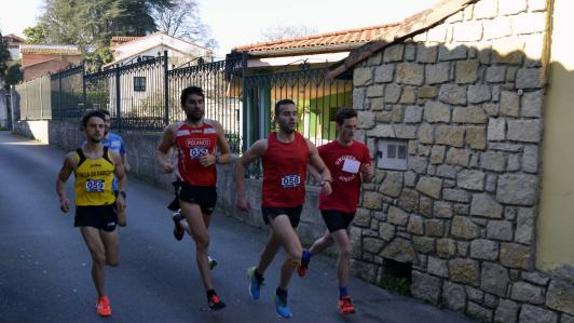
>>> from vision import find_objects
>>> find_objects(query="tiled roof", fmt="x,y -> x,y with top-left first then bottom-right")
232,23 -> 400,57
111,36 -> 143,42
20,44 -> 82,55
3,34 -> 25,43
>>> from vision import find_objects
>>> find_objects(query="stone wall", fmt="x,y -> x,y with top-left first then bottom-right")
350,0 -> 574,322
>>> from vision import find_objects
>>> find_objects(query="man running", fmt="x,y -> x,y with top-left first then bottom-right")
99,109 -> 130,226
235,99 -> 332,318
298,108 -> 373,315
56,110 -> 127,317
157,86 -> 231,310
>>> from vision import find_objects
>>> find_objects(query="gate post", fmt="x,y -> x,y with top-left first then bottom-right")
115,64 -> 121,132
163,50 -> 169,126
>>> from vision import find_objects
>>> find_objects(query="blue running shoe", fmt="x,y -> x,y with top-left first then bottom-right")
247,267 -> 263,300
274,293 -> 292,318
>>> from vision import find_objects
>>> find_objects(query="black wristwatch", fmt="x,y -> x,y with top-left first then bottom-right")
119,191 -> 127,199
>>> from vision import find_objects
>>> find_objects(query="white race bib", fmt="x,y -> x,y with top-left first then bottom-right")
342,159 -> 361,174
85,179 -> 106,193
281,175 -> 301,188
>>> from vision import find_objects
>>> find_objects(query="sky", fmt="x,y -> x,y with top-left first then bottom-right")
0,0 -> 435,58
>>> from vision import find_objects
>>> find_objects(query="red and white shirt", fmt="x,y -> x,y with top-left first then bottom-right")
318,140 -> 371,214
175,122 -> 218,186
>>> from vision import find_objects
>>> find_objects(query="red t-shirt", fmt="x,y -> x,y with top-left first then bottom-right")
262,132 -> 309,208
175,122 -> 218,186
319,140 -> 371,214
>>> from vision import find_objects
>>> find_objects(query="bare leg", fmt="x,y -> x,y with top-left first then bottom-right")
268,215 -> 303,290
255,229 -> 281,274
180,200 -> 213,291
308,229 -> 335,256
331,230 -> 352,288
80,227 -> 109,298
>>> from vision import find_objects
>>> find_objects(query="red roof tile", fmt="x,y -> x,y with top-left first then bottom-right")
233,23 -> 400,57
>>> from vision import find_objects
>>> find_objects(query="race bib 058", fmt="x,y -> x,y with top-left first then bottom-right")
281,174 -> 301,188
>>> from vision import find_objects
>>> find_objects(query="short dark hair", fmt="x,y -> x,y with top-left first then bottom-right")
97,109 -> 110,117
81,110 -> 106,128
274,99 -> 295,116
335,108 -> 357,125
180,86 -> 205,107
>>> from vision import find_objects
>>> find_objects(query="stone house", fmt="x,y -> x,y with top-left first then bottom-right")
328,0 -> 574,322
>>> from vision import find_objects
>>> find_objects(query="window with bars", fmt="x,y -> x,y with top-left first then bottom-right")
134,76 -> 146,92
377,139 -> 408,170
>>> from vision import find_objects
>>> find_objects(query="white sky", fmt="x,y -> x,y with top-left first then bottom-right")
0,0 -> 435,58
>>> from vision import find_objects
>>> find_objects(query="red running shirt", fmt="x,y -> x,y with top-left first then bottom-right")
175,122 -> 218,186
318,140 -> 371,214
262,132 -> 309,208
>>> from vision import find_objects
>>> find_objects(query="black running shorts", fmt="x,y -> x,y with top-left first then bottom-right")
321,210 -> 355,233
261,205 -> 303,228
179,183 -> 217,215
75,205 -> 118,232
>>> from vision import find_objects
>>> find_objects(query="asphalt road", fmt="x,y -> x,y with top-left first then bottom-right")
0,131 -> 474,323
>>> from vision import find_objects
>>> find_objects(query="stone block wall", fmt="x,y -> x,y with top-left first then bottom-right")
350,0 -> 574,322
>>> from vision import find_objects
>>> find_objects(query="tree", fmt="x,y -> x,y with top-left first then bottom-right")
151,0 -> 217,49
23,24 -> 48,44
5,64 -> 23,89
0,31 -> 11,82
259,24 -> 318,42
37,0 -> 173,67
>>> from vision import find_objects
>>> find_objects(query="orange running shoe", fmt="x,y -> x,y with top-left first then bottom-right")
338,296 -> 355,314
96,296 -> 112,317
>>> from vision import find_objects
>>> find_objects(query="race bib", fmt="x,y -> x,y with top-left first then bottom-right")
342,159 -> 361,174
190,147 -> 208,159
281,175 -> 301,188
85,179 -> 105,193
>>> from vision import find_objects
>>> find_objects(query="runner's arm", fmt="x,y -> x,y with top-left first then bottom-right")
234,139 -> 267,210
56,153 -> 76,213
120,139 -> 130,173
157,124 -> 176,173
111,152 -> 127,211
200,119 -> 232,166
306,140 -> 333,195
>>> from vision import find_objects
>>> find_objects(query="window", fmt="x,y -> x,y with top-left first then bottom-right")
377,139 -> 408,170
134,77 -> 146,92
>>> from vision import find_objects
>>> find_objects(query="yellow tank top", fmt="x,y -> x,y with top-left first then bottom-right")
74,147 -> 116,206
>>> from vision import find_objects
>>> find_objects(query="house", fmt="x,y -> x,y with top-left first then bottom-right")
2,33 -> 25,63
20,44 -> 82,81
323,0 -> 574,321
104,32 -> 213,68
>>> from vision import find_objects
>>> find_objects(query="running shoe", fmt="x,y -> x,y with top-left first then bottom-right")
96,296 -> 112,317
297,249 -> 311,277
207,293 -> 226,311
247,266 -> 263,300
338,296 -> 356,314
274,293 -> 292,318
208,256 -> 218,270
172,210 -> 184,241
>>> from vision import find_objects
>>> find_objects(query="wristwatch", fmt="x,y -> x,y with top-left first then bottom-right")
119,191 -> 127,198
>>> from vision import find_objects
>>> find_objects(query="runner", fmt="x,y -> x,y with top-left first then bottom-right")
297,108 -> 373,315
56,110 -> 127,317
98,109 -> 130,226
235,99 -> 332,318
157,86 -> 231,310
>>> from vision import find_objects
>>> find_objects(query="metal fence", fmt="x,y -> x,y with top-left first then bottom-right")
12,52 -> 353,159
13,75 -> 51,120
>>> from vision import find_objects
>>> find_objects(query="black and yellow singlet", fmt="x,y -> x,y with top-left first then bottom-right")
74,147 -> 116,206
